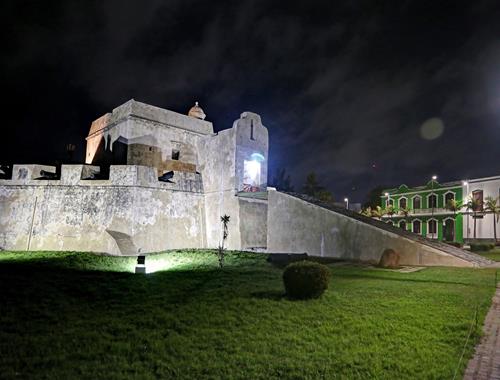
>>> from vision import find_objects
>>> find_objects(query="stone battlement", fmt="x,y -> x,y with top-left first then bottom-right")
0,164 -> 204,193
87,99 -> 214,139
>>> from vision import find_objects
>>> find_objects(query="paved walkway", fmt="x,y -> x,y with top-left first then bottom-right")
464,286 -> 500,380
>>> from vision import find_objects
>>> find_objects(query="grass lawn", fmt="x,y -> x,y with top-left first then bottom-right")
0,250 -> 497,379
477,247 -> 500,262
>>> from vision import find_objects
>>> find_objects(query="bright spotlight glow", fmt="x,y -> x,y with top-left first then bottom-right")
384,192 -> 389,196
432,175 -> 437,180
462,181 -> 468,186
344,198 -> 348,202
246,160 -> 260,180
243,159 -> 261,189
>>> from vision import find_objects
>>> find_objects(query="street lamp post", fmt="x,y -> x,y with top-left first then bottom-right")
344,197 -> 349,210
463,180 -> 469,240
431,175 -> 437,217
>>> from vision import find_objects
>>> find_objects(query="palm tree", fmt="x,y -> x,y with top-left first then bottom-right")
446,199 -> 463,216
463,196 -> 481,240
360,207 -> 372,217
484,196 -> 500,243
371,206 -> 386,220
399,206 -> 411,218
385,204 -> 396,219
398,206 -> 411,227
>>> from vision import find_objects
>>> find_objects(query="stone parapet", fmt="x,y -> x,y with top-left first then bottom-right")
0,165 -> 204,193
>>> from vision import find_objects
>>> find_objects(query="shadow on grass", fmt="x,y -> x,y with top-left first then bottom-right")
0,259 -> 279,308
250,290 -> 285,300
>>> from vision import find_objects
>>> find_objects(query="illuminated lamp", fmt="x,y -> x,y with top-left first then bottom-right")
135,255 -> 146,274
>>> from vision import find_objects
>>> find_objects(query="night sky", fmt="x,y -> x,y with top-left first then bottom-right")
2,0 -> 500,202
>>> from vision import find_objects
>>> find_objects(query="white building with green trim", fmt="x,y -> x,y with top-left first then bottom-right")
380,175 -> 500,243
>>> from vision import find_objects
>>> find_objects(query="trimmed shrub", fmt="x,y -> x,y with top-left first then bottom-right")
470,243 -> 495,252
446,242 -> 463,248
283,261 -> 330,299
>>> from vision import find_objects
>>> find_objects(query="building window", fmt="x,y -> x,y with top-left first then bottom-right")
472,190 -> 483,211
413,196 -> 421,209
399,197 -> 407,209
413,220 -> 421,234
250,120 -> 255,140
171,150 -> 180,160
444,192 -> 455,204
386,198 -> 394,207
428,219 -> 437,235
399,220 -> 406,230
428,194 -> 437,208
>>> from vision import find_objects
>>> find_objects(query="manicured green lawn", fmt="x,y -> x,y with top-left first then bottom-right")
0,250 -> 497,379
478,248 -> 500,262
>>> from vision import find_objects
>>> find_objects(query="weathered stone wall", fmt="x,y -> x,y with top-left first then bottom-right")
238,197 -> 268,249
0,165 -> 205,254
197,128 -> 240,249
267,190 -> 474,267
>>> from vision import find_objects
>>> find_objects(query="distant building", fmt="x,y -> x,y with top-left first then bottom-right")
380,176 -> 500,243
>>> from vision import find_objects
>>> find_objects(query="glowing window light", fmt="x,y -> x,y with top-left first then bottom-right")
243,159 -> 261,189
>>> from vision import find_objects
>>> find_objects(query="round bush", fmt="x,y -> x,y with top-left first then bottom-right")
283,260 -> 330,299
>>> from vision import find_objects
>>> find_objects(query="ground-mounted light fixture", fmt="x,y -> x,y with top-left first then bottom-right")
135,255 -> 146,274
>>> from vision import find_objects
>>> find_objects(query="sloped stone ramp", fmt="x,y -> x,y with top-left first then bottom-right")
266,190 -> 493,268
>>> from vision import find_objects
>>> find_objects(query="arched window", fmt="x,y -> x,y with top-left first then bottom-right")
413,196 -> 421,209
399,220 -> 406,230
428,194 -> 437,208
399,197 -> 407,209
444,191 -> 455,205
413,220 -> 421,234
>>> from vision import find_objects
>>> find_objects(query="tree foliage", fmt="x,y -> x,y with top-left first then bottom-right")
363,185 -> 388,209
302,172 -> 334,203
484,196 -> 500,242
271,168 -> 294,192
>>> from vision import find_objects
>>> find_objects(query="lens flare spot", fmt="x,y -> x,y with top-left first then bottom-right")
420,117 -> 444,140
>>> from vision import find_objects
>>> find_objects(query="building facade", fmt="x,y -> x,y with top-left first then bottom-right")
380,176 -> 500,243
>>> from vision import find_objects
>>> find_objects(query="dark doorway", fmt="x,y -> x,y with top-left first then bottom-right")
444,219 -> 455,241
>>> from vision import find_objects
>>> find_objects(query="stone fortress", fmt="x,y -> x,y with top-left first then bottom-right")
0,100 -> 493,267
0,100 -> 269,254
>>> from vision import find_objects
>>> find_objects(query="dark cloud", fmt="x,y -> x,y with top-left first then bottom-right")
2,0 -> 500,201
